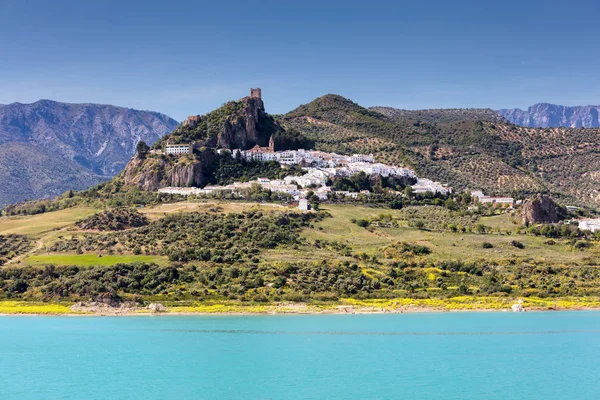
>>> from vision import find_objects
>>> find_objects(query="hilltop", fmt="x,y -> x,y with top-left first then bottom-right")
0,100 -> 178,206
154,90 -> 281,150
122,90 -> 312,192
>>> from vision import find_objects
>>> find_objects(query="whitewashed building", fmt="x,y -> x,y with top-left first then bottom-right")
578,219 -> 600,232
165,143 -> 193,155
471,190 -> 514,207
412,178 -> 451,195
158,187 -> 212,195
299,198 -> 311,211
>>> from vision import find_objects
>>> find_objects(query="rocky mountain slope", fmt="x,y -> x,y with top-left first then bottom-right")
498,103 -> 600,128
123,93 -> 282,191
0,100 -> 178,206
370,106 -> 507,124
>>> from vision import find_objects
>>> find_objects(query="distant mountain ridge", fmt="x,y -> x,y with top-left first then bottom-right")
498,103 -> 600,128
0,100 -> 178,206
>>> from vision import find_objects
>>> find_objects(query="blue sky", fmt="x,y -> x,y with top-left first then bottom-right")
1,0 -> 599,120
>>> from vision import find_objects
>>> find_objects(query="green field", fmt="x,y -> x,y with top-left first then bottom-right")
24,253 -> 169,267
294,204 -> 599,265
0,207 -> 99,236
140,200 -> 291,220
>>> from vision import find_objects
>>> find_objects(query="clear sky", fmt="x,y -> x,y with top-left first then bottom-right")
1,0 -> 599,120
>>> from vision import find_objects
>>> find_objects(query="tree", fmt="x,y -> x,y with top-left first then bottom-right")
136,141 -> 150,159
404,186 -> 414,200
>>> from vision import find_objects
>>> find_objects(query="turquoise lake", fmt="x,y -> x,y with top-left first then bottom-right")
1,312 -> 599,399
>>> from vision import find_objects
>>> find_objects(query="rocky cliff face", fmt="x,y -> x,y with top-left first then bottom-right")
498,103 -> 600,128
217,97 -> 274,149
0,100 -> 178,206
123,95 -> 282,192
163,96 -> 281,151
521,194 -> 562,224
123,149 -> 217,192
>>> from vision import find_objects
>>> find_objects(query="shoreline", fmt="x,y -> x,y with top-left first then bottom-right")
2,302 -> 600,317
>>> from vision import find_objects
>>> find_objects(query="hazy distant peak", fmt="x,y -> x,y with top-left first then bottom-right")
498,103 -> 600,128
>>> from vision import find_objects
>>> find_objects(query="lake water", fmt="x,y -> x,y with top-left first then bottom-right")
1,312 -> 599,399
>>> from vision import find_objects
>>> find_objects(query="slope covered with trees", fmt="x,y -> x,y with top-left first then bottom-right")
278,95 -> 600,207
370,106 -> 506,124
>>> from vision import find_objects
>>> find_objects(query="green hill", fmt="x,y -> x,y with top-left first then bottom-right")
278,95 -> 600,207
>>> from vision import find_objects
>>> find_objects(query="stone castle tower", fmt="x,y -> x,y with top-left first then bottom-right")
250,88 -> 262,99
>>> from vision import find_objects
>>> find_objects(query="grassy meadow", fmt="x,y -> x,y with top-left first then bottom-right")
0,207 -> 99,236
24,253 -> 169,267
294,204 -> 600,266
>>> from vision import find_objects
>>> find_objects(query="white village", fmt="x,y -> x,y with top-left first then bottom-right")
158,136 -> 453,206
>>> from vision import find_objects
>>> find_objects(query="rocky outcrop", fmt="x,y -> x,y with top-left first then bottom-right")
148,303 -> 167,313
217,97 -> 274,149
123,148 -> 217,191
167,96 -> 281,151
70,301 -> 139,315
521,194 -> 561,224
511,300 -> 525,312
498,103 -> 600,128
123,94 -> 282,192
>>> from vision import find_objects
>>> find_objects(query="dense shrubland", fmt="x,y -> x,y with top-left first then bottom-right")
154,100 -> 248,146
328,171 -> 416,193
50,210 -> 321,264
353,206 -> 484,232
272,129 -> 314,151
77,208 -> 149,231
0,235 -> 31,266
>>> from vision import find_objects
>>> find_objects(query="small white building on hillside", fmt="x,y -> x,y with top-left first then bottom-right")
471,190 -> 514,208
299,198 -> 311,211
165,142 -> 193,155
578,219 -> 600,232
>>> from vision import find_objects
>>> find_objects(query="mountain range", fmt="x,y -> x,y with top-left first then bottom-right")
0,100 -> 178,206
498,103 -> 600,128
2,96 -> 600,208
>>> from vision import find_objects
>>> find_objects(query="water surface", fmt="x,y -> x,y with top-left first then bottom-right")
1,312 -> 599,399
